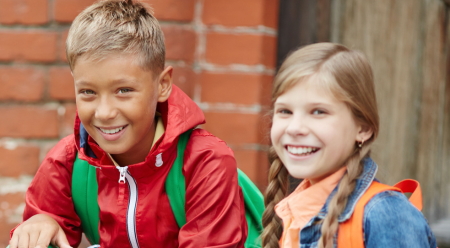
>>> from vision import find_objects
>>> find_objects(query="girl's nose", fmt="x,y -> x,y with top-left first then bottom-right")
95,98 -> 118,121
286,117 -> 309,136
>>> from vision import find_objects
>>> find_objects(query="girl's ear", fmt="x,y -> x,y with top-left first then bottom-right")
356,124 -> 374,143
157,66 -> 173,102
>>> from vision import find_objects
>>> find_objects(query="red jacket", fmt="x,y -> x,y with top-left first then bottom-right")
14,86 -> 248,247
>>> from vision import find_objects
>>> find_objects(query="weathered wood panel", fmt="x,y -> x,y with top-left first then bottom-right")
416,0 -> 448,223
330,0 -> 449,222
277,0 -> 331,68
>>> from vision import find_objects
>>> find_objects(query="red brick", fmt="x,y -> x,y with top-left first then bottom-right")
0,106 -> 59,138
53,0 -> 96,23
203,0 -> 279,28
233,149 -> 269,189
200,72 -> 273,105
172,66 -> 197,98
203,112 -> 264,144
59,29 -> 69,62
0,221 -> 16,248
0,144 -> 40,177
143,0 -> 195,22
257,149 -> 269,189
61,103 -> 77,137
0,193 -> 25,247
262,0 -> 279,29
0,67 -> 45,102
49,67 -> 75,100
205,33 -> 277,67
0,30 -> 57,62
163,25 -> 197,63
0,0 -> 48,24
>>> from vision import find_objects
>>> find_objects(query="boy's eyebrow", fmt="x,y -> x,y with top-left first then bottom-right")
74,80 -> 91,86
74,78 -> 139,87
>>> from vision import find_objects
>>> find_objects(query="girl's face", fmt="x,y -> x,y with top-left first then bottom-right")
271,78 -> 367,184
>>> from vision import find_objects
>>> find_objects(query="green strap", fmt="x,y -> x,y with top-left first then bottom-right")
72,155 -> 100,245
165,130 -> 263,248
165,130 -> 192,227
237,169 -> 264,248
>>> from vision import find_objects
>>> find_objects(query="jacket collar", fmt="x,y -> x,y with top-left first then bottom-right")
315,157 -> 378,222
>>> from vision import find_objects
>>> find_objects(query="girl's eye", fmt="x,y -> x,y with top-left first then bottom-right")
276,109 -> 292,115
118,88 -> 133,94
312,109 -> 326,115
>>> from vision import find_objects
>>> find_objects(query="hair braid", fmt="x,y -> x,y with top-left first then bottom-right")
318,145 -> 372,248
261,147 -> 288,248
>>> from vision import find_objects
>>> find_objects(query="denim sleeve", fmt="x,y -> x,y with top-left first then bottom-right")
363,191 -> 437,248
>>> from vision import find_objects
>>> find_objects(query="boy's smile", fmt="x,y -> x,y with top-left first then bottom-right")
96,125 -> 128,141
73,53 -> 172,165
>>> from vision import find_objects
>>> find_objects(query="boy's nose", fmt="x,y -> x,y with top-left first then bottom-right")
95,99 -> 118,120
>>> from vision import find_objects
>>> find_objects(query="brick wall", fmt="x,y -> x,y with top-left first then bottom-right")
0,0 -> 278,245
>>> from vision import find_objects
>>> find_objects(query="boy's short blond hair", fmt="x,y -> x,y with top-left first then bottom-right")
66,0 -> 165,74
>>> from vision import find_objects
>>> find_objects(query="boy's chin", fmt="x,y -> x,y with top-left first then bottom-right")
95,142 -> 126,156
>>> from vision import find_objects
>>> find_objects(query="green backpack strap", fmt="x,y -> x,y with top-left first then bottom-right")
72,154 -> 100,245
237,169 -> 264,248
165,129 -> 192,227
165,130 -> 264,248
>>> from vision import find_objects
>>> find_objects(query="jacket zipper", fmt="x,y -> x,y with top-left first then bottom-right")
116,166 -> 140,248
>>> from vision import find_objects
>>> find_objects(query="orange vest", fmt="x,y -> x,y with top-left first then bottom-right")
337,179 -> 423,247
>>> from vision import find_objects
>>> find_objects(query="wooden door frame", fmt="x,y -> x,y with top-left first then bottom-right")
276,0 -> 331,69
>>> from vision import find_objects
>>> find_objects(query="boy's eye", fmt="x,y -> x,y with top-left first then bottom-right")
80,89 -> 95,95
118,88 -> 133,94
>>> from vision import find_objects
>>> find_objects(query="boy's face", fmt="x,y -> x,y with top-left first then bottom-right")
73,53 -> 172,165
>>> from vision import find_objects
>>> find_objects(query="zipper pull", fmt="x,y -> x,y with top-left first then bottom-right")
117,166 -> 128,183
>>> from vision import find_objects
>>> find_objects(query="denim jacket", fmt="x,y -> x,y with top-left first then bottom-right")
297,157 -> 437,248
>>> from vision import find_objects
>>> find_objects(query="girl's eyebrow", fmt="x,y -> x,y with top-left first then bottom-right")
273,101 -> 289,107
308,102 -> 333,107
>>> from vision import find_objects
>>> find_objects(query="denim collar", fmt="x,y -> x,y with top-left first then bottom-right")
315,157 -> 378,223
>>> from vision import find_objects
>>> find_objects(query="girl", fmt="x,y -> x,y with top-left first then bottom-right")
262,43 -> 436,248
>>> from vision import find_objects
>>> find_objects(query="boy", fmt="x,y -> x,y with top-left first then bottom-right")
9,0 -> 248,247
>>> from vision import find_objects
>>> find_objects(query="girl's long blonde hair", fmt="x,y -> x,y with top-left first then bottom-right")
262,43 -> 379,248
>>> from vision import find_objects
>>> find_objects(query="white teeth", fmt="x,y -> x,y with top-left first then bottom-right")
287,146 -> 317,155
99,126 -> 124,134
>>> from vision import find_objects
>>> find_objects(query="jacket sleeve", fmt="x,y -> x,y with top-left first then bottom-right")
10,135 -> 83,247
179,130 -> 248,248
364,191 -> 437,248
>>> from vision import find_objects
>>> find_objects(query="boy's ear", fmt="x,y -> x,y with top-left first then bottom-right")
157,66 -> 173,102
356,124 -> 374,143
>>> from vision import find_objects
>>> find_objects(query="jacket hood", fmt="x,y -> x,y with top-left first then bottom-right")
73,85 -> 205,166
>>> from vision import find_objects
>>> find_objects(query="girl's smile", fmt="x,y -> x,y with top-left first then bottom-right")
286,145 -> 320,156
